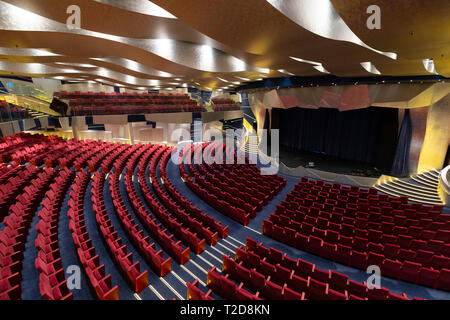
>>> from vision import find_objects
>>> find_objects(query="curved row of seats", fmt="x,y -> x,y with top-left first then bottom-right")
68,170 -> 119,300
110,144 -> 173,275
211,98 -> 240,112
179,142 -> 285,225
232,238 -> 416,300
91,171 -> 149,293
159,147 -> 228,239
179,144 -> 249,225
0,168 -> 56,299
62,91 -> 203,116
263,177 -> 450,291
36,169 -> 75,300
70,105 -> 204,116
189,237 -> 420,300
130,145 -> 190,266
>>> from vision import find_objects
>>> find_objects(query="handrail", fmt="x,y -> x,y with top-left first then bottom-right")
438,165 -> 450,204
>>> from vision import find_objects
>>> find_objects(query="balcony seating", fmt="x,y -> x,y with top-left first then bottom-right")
262,177 -> 450,291
211,98 -> 240,111
53,91 -> 203,115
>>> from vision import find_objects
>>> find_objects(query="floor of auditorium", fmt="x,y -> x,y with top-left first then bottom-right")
12,148 -> 450,300
279,146 -> 382,177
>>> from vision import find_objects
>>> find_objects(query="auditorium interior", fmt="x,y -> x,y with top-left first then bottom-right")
0,0 -> 449,302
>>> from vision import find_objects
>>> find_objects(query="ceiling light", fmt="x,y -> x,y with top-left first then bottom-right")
54,62 -> 97,68
218,77 -> 230,83
234,76 -> 250,81
289,56 -> 321,66
290,56 -> 330,74
277,69 -> 295,76
313,65 -> 330,74
93,0 -> 177,19
423,59 -> 438,74
174,78 -> 182,81
360,62 -> 381,75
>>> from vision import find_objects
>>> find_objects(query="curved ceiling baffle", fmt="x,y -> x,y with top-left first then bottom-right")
151,0 -> 433,78
0,0 -> 269,89
0,0 -> 448,90
330,0 -> 450,77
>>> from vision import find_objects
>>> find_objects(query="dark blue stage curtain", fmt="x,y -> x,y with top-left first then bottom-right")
274,107 -> 398,170
391,109 -> 412,177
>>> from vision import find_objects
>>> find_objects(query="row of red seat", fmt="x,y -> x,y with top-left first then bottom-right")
69,98 -> 196,107
91,172 -> 149,293
295,177 -> 445,218
127,145 -> 189,267
179,146 -> 250,225
178,142 -> 285,225
142,146 -> 205,254
0,168 -> 57,300
187,279 -> 214,300
212,105 -> 240,111
0,166 -> 41,220
70,105 -> 204,116
263,177 -> 450,291
267,212 -> 450,267
272,194 -> 450,262
200,143 -> 284,211
110,144 -> 174,275
35,169 -> 75,300
233,238 -> 416,300
68,170 -> 119,299
207,267 -> 264,300
149,146 -> 209,252
55,91 -> 191,100
159,147 -> 229,239
211,98 -> 240,111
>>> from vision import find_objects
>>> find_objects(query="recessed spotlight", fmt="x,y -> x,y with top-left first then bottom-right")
423,59 -> 438,74
361,62 -> 381,75
277,69 -> 295,76
234,76 -> 250,81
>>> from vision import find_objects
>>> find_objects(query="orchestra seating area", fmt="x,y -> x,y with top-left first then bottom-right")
0,133 -> 449,300
262,177 -> 450,291
188,237 -> 422,300
53,91 -> 205,115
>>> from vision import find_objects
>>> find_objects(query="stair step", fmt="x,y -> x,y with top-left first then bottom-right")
375,185 -> 442,205
411,175 -> 439,188
382,182 -> 442,200
388,179 -> 437,193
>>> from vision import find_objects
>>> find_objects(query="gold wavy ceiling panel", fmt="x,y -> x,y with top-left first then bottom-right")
0,0 -> 448,89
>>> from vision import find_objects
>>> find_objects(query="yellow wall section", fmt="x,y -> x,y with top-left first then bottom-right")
418,95 -> 450,172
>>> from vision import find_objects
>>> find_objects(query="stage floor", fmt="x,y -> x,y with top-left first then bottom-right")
279,146 -> 382,178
